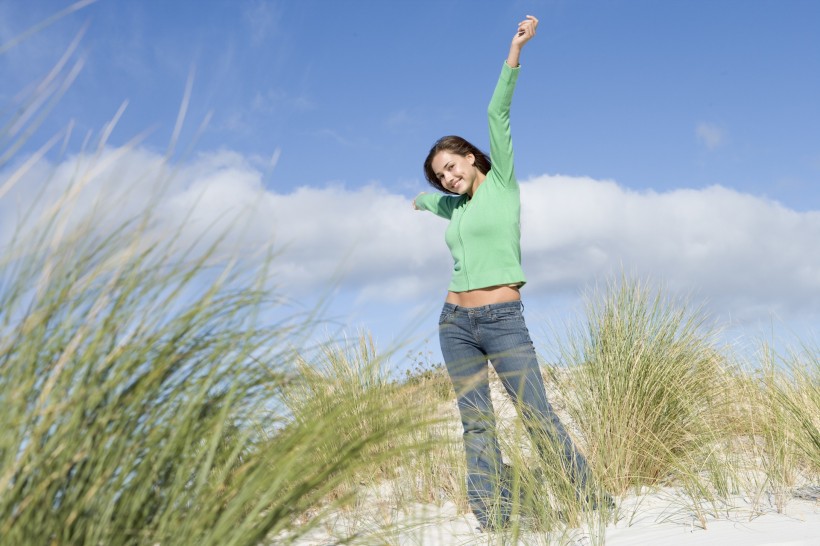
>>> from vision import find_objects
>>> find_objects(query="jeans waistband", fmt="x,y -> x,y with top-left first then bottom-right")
442,300 -> 524,315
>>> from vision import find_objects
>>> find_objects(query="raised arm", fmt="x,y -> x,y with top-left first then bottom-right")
488,16 -> 538,188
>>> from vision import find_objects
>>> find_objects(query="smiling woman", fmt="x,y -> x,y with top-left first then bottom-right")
412,15 -> 612,531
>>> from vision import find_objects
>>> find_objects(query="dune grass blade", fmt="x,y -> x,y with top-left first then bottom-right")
554,277 -> 731,498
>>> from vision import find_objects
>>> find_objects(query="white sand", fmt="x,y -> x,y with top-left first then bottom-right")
605,489 -> 819,546
292,488 -> 819,545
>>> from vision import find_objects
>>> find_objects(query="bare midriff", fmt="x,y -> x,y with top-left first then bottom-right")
445,284 -> 521,307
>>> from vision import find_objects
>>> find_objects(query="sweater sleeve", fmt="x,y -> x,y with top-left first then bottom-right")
487,61 -> 520,188
414,192 -> 460,219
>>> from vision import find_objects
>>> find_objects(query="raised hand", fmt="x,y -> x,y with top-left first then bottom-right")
512,15 -> 538,48
507,15 -> 538,67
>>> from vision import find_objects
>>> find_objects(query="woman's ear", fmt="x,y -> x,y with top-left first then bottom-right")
466,153 -> 475,166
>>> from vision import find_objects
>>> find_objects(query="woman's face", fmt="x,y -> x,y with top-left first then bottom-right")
430,151 -> 477,195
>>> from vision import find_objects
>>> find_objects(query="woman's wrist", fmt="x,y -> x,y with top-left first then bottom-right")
506,46 -> 522,68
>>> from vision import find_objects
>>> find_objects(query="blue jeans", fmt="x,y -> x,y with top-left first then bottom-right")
438,301 -> 590,528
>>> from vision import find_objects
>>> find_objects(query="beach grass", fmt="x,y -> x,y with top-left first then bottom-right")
552,278 -> 732,496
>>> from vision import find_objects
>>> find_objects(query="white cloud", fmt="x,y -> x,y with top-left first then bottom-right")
520,175 -> 820,321
3,147 -> 819,327
0,146 -> 448,298
696,121 -> 726,150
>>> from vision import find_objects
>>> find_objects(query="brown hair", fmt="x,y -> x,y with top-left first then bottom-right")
423,135 -> 491,194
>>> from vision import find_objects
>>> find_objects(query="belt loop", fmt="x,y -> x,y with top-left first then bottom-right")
520,300 -> 525,313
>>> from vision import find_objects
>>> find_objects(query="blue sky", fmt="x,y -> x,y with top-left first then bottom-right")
1,0 -> 819,367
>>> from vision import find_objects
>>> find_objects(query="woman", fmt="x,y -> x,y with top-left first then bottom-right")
414,15 -> 596,530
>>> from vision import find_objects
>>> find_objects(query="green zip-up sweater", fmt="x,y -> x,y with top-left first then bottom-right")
416,62 -> 525,292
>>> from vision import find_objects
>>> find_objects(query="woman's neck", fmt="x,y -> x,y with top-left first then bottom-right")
468,171 -> 487,197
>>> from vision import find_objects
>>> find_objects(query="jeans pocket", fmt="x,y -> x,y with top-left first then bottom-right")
438,310 -> 454,325
491,306 -> 522,322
